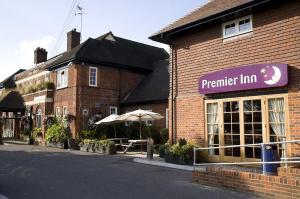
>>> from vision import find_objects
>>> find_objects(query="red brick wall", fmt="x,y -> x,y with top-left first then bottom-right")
193,166 -> 300,199
169,1 -> 300,154
122,102 -> 168,130
53,64 -> 78,135
72,64 -> 144,134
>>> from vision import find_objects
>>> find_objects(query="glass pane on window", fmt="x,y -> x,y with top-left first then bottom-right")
244,124 -> 253,134
224,135 -> 232,145
207,103 -> 217,114
254,124 -> 262,134
253,100 -> 261,111
233,135 -> 240,145
233,148 -> 240,157
253,112 -> 262,122
224,124 -> 231,134
254,135 -> 262,144
245,147 -> 253,158
270,136 -> 277,142
224,113 -> 231,123
245,135 -> 253,144
232,124 -> 240,134
243,100 -> 252,111
232,113 -> 239,123
244,112 -> 252,123
214,134 -> 219,144
225,148 -> 232,156
231,102 -> 239,112
223,102 -> 231,112
254,147 -> 261,159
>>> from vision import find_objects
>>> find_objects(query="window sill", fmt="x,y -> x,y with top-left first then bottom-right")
88,85 -> 98,87
223,31 -> 253,42
56,86 -> 68,90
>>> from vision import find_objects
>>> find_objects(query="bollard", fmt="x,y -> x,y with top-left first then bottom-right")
147,138 -> 154,159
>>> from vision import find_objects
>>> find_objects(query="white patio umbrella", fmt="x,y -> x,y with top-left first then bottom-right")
117,109 -> 164,152
95,114 -> 120,137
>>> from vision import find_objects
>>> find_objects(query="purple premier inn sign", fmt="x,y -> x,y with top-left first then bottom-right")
199,63 -> 288,95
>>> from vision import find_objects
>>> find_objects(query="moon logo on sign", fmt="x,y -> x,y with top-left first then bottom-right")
260,65 -> 282,85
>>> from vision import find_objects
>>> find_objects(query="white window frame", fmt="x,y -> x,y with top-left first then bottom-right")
165,108 -> 169,128
145,110 -> 153,126
55,107 -> 61,116
89,66 -> 98,87
63,106 -> 68,115
56,68 -> 68,89
109,106 -> 118,115
222,15 -> 253,39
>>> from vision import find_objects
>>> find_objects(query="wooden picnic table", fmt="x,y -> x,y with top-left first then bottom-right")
107,138 -> 128,147
121,139 -> 148,153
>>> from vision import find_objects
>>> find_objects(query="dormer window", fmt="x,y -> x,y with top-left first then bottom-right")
223,15 -> 252,38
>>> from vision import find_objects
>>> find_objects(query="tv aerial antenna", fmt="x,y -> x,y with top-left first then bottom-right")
75,5 -> 87,41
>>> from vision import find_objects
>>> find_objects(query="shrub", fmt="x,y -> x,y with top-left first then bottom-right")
161,141 -> 199,165
46,124 -> 69,143
32,127 -> 42,139
158,143 -> 170,158
181,144 -> 194,164
160,128 -> 169,144
178,138 -> 187,147
105,140 -> 116,155
80,130 -> 95,140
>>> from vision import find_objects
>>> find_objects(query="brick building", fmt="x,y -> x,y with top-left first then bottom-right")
151,0 -> 300,197
151,0 -> 300,162
1,29 -> 169,139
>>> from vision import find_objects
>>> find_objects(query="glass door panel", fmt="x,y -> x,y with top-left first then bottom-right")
268,97 -> 285,158
223,101 -> 240,157
243,100 -> 262,159
207,103 -> 219,155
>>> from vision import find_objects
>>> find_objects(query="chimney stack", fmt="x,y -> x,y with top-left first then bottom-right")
67,28 -> 81,51
34,47 -> 47,64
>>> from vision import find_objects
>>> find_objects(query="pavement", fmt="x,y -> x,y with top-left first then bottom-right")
0,144 -> 259,199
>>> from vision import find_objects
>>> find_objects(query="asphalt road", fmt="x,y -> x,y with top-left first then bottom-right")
0,144 -> 258,199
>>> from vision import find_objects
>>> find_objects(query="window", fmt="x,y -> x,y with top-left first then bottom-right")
223,101 -> 240,157
63,106 -> 68,115
56,107 -> 61,116
268,97 -> 285,158
89,67 -> 97,87
165,108 -> 169,128
206,103 -> 219,155
205,95 -> 287,161
223,15 -> 252,38
145,110 -> 153,126
243,100 -> 262,159
36,108 -> 42,128
110,107 -> 118,115
57,68 -> 68,89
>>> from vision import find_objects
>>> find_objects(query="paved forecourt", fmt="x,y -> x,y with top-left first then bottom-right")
0,144 -> 258,199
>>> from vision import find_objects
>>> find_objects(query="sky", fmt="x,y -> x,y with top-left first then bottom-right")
0,0 -> 208,82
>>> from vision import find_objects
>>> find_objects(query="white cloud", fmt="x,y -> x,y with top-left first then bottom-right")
18,36 -> 56,68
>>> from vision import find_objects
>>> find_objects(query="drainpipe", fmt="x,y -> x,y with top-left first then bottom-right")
169,42 -> 174,145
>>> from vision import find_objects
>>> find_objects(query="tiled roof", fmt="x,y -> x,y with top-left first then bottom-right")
0,69 -> 25,89
47,32 -> 169,72
16,32 -> 169,78
150,0 -> 259,40
121,59 -> 169,105
0,91 -> 25,112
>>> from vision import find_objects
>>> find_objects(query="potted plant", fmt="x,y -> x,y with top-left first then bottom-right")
32,127 -> 43,145
94,140 -> 106,154
105,140 -> 116,155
